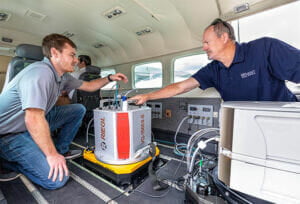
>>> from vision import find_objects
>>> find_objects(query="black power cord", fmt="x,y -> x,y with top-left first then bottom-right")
148,143 -> 169,191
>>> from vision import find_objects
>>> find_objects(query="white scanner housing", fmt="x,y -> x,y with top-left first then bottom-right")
218,101 -> 300,204
93,105 -> 151,165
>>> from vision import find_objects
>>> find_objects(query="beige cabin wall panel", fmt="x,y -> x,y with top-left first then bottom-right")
0,75 -> 6,93
0,55 -> 12,92
0,56 -> 11,72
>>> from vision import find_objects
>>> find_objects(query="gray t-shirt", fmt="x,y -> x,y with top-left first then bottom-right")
0,57 -> 83,134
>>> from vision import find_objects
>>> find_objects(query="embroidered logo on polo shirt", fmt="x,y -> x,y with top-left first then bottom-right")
241,70 -> 256,79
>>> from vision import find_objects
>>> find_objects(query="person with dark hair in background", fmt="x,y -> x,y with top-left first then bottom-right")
0,33 -> 128,189
65,55 -> 92,100
71,55 -> 92,79
131,18 -> 300,104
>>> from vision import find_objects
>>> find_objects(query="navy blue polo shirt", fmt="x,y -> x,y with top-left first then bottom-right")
192,37 -> 300,101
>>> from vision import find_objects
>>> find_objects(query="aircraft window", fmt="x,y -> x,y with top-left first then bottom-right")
173,54 -> 210,83
133,62 -> 162,89
232,1 -> 300,93
101,68 -> 116,90
232,1 -> 300,48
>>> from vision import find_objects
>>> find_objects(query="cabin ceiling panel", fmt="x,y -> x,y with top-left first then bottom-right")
169,0 -> 219,46
0,0 -> 296,66
0,27 -> 41,48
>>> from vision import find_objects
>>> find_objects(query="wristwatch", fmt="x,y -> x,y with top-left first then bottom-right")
107,74 -> 113,82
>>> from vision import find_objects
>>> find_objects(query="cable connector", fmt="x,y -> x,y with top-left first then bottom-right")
197,136 -> 220,150
198,141 -> 207,149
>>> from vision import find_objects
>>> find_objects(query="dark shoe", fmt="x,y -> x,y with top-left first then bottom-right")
63,150 -> 82,160
0,171 -> 21,182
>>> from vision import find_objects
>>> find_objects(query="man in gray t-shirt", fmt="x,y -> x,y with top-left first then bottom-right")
0,33 -> 128,189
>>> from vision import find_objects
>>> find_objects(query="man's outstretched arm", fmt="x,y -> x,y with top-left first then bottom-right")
130,77 -> 200,105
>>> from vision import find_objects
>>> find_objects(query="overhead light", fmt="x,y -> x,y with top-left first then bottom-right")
93,43 -> 104,48
62,31 -> 75,38
104,7 -> 126,20
1,37 -> 13,43
234,3 -> 249,13
0,12 -> 11,21
25,9 -> 47,21
136,27 -> 153,36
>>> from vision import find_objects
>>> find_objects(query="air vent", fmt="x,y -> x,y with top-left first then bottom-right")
234,3 -> 249,14
136,27 -> 153,36
93,43 -> 104,48
1,37 -> 13,43
62,31 -> 75,38
0,11 -> 11,21
103,6 -> 126,20
25,9 -> 47,21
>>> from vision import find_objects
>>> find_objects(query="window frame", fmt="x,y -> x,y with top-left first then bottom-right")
172,52 -> 210,83
132,61 -> 163,89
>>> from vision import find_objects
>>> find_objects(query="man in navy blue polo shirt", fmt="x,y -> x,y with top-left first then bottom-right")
131,18 -> 300,104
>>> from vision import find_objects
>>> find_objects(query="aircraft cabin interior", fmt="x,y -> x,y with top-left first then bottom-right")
0,0 -> 300,203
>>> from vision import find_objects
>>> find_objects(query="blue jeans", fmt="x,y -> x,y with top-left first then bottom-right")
0,104 -> 86,189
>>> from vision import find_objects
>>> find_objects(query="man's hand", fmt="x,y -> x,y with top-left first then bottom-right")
79,72 -> 128,92
47,153 -> 69,182
110,73 -> 128,83
130,94 -> 149,105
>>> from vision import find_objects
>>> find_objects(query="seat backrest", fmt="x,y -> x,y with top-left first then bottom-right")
76,65 -> 101,130
77,65 -> 101,111
79,65 -> 101,81
3,44 -> 43,90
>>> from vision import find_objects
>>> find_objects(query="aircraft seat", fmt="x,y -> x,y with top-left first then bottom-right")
77,65 -> 101,109
76,65 -> 101,128
3,44 -> 43,90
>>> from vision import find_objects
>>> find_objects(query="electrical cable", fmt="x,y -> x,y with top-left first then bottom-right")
186,128 -> 219,171
134,188 -> 171,198
151,131 -> 155,142
113,83 -> 119,109
174,143 -> 187,157
173,116 -> 190,156
174,116 -> 189,144
189,145 -> 202,174
155,139 -> 175,145
134,155 -> 185,198
170,155 -> 185,191
85,118 -> 94,148
188,136 -> 219,173
208,171 -> 253,204
123,89 -> 137,97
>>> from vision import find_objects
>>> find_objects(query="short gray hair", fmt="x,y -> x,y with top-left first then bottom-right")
207,18 -> 236,41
